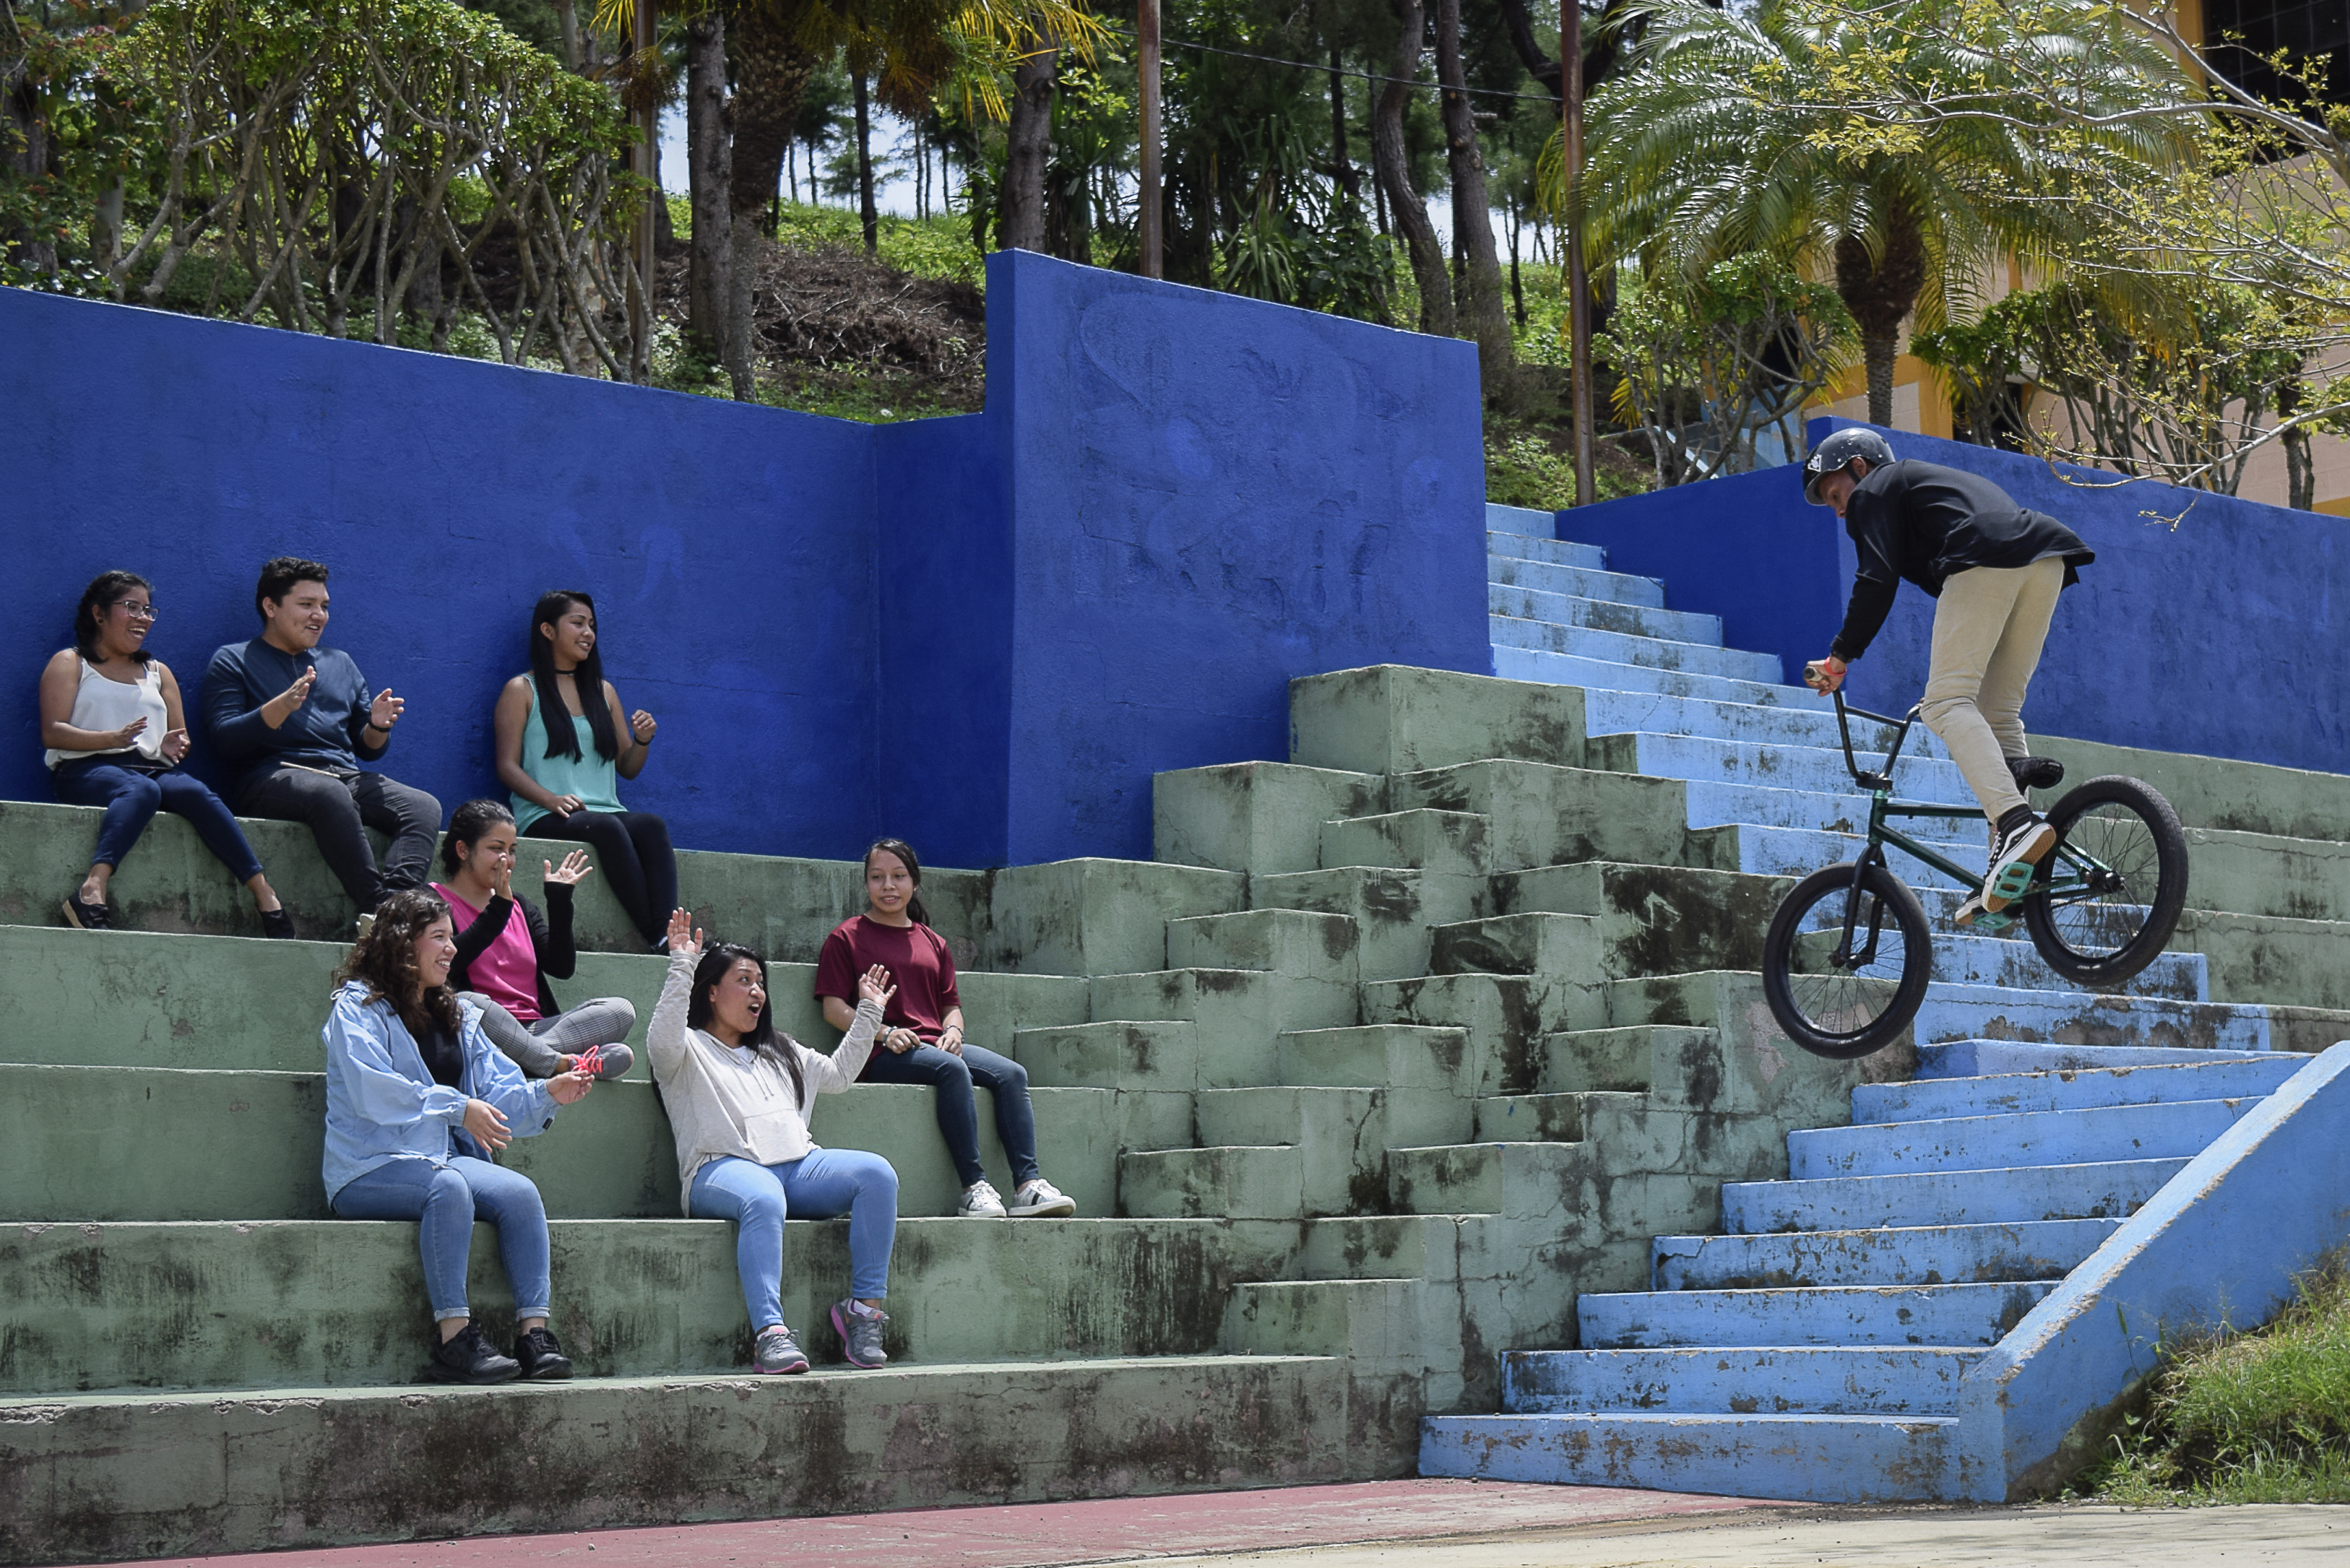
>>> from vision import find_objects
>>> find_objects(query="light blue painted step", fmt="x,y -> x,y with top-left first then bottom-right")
1858,1056 -> 2308,1123
1789,1098 -> 2260,1181
1579,1280 -> 2054,1348
1487,584 -> 1724,646
1597,732 -> 1977,805
1487,531 -> 1607,571
1487,615 -> 1784,685
1911,982 -> 2275,1053
1693,822 -> 1981,885
1681,781 -> 1982,845
1925,930 -> 2204,1000
1419,1412 -> 1961,1502
1652,1219 -> 2117,1291
1500,1346 -> 1981,1416
1583,690 -> 1930,756
1491,646 -> 1817,709
1486,502 -> 1563,539
1719,1157 -> 2187,1233
1487,554 -> 1667,607
1915,1038 -> 2276,1078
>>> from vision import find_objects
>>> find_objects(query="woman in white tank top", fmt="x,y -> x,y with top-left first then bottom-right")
38,572 -> 291,937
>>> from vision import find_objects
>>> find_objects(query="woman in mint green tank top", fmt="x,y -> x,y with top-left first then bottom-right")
493,591 -> 678,950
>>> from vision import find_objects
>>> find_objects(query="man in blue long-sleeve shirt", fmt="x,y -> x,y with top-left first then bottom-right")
204,558 -> 442,922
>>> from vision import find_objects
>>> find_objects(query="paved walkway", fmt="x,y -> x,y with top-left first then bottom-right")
119,1483 -> 2346,1567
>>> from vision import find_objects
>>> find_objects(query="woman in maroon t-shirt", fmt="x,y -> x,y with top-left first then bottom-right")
815,839 -> 1075,1219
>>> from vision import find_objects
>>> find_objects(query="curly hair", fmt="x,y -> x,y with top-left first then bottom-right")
332,889 -> 459,1039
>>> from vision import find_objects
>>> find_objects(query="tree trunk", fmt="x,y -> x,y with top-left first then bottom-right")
725,7 -> 818,400
554,0 -> 582,69
2,41 -> 56,277
1507,200 -> 1524,326
1000,35 -> 1055,252
1434,0 -> 1519,409
1328,48 -> 1357,206
852,69 -> 877,254
686,11 -> 733,355
1373,0 -> 1453,336
1833,215 -> 1926,428
2281,378 -> 2317,511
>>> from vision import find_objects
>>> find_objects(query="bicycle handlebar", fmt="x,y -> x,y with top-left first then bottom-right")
1827,686 -> 1922,792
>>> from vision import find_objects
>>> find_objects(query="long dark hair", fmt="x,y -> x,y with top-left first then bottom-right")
441,798 -> 517,876
528,589 -> 618,763
332,889 -> 460,1044
688,943 -> 805,1106
865,837 -> 931,927
73,571 -> 155,664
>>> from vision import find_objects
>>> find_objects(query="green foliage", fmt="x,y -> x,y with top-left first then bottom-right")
2082,1254 -> 2350,1504
1486,428 -> 1650,511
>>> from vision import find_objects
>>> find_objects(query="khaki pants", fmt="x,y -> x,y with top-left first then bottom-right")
1920,557 -> 2065,826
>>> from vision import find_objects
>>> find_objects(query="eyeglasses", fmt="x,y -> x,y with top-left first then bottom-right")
111,602 -> 158,620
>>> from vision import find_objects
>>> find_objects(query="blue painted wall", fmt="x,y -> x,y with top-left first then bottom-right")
0,251 -> 1488,868
1558,419 -> 2350,776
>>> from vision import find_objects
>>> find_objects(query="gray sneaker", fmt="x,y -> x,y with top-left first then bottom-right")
752,1325 -> 809,1375
830,1299 -> 888,1368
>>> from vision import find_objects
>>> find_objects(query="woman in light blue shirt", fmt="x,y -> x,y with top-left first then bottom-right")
493,590 -> 676,951
324,889 -> 594,1385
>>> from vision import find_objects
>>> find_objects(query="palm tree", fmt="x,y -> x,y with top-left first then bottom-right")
1580,0 -> 2193,425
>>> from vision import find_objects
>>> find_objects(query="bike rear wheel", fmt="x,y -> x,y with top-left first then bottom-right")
2023,775 -> 2189,987
1763,860 -> 1934,1060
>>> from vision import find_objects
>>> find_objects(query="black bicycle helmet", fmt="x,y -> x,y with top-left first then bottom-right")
1802,428 -> 1897,503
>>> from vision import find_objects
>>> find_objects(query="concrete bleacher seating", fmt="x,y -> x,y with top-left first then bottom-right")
9,505 -> 2350,1558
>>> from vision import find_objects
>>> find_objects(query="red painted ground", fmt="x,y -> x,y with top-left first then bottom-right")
125,1480 -> 1788,1567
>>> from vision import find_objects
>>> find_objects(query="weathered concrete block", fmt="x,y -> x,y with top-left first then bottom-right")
1152,762 -> 1383,875
1013,1020 -> 1204,1091
1091,969 -> 1357,1074
1276,1024 -> 1477,1099
1472,1093 -> 1585,1143
1430,913 -> 1606,984
983,859 -> 1245,977
1118,1145 -> 1304,1219
2038,734 -> 2350,841
2174,907 -> 2350,1011
1599,971 -> 1895,1121
1198,1085 -> 1442,1213
1387,1141 -> 1591,1221
1288,666 -> 1587,776
811,1083 -> 1123,1218
0,1356 -> 1364,1564
1250,866 -> 1469,982
1166,908 -> 1359,989
1319,809 -> 1490,878
1362,972 -> 1604,1094
1483,861 -> 1789,979
1391,760 -> 1698,871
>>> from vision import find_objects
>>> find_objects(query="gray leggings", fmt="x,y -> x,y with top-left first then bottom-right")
460,993 -> 636,1078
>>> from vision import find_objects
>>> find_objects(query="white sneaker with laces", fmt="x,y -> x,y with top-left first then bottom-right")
958,1179 -> 1008,1218
1008,1177 -> 1077,1218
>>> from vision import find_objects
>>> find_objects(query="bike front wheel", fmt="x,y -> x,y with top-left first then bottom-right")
1762,860 -> 1935,1060
2023,775 -> 2190,987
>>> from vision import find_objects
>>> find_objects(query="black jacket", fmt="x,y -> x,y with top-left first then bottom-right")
448,883 -> 576,1019
1831,460 -> 2094,662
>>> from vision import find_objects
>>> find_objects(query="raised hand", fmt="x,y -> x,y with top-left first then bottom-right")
664,906 -> 703,959
488,852 -> 514,901
160,727 -> 191,763
856,963 -> 897,1011
262,667 -> 315,729
368,688 -> 405,731
630,709 -> 657,745
543,850 -> 593,888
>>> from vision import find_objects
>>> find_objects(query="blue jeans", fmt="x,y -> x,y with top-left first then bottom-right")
52,760 -> 264,883
688,1150 -> 897,1330
860,1043 -> 1040,1190
331,1156 -> 551,1323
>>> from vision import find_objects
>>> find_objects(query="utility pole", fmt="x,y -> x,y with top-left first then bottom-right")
1563,0 -> 1594,506
1139,0 -> 1163,278
631,0 -> 657,383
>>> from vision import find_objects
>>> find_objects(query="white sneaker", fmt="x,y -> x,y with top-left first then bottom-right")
958,1179 -> 1008,1218
1008,1177 -> 1076,1218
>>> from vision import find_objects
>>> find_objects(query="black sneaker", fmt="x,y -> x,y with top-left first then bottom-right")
259,908 -> 295,940
423,1323 -> 519,1385
62,890 -> 111,930
513,1325 -> 573,1380
2006,755 -> 2065,792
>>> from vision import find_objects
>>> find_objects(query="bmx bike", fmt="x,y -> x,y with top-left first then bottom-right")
1760,688 -> 2190,1060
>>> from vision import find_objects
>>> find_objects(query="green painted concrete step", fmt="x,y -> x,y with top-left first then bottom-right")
1222,1277 -> 1427,1358
1386,1140 -> 1589,1218
1152,761 -> 1385,875
0,1354 -> 1370,1566
0,1065 -> 1133,1223
0,924 -> 1089,1075
1247,865 -> 1460,981
1166,907 -> 1360,987
1388,760 -> 1708,872
1118,1145 -> 1303,1219
1089,966 -> 1358,1041
0,1217 -> 1334,1393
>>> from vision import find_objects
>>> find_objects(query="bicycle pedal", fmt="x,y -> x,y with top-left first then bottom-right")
1970,909 -> 2014,933
1989,862 -> 2038,902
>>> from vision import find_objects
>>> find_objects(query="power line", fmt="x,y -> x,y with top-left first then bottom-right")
1089,20 -> 1563,107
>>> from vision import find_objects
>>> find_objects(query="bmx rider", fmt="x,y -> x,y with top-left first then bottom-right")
1800,429 -> 2096,927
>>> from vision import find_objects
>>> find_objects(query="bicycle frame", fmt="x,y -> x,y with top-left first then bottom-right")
1821,689 -> 2112,954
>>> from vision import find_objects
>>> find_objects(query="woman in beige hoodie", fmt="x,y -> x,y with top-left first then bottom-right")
649,907 -> 898,1374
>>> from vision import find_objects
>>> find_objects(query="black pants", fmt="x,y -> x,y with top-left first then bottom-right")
534,809 -> 676,945
237,764 -> 441,912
